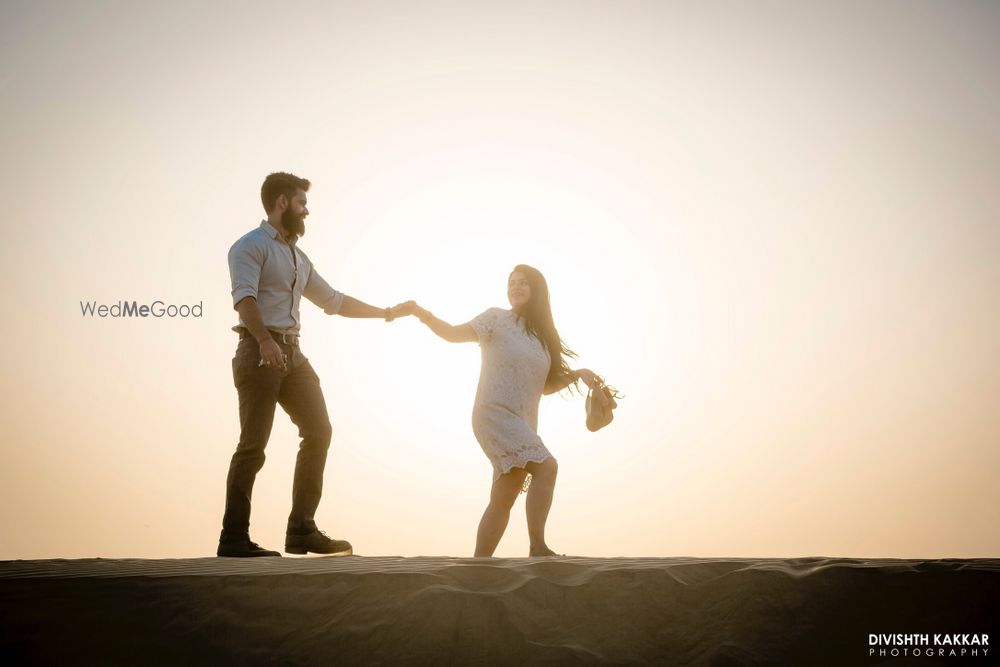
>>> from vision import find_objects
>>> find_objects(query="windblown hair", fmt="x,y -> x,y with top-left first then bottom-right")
511,264 -> 579,392
260,172 -> 310,213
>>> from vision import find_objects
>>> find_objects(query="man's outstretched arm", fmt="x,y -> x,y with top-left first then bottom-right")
303,262 -> 412,320
338,296 -> 389,319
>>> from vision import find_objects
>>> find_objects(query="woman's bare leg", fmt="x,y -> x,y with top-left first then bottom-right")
524,457 -> 559,556
474,469 -> 528,557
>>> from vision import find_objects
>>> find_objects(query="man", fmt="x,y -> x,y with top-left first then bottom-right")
219,171 -> 410,557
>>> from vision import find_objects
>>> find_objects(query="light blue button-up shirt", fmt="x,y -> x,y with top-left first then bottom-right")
228,220 -> 344,334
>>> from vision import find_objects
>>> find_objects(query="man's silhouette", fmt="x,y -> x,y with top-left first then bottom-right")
218,171 -> 407,557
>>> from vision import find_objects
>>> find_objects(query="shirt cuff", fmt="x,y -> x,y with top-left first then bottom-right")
321,291 -> 345,315
231,287 -> 257,308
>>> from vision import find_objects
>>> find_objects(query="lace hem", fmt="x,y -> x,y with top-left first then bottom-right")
494,453 -> 553,493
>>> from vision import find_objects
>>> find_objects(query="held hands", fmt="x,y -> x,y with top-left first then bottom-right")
385,300 -> 417,322
386,300 -> 433,324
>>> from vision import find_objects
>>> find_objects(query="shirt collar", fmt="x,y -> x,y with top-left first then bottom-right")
261,219 -> 293,244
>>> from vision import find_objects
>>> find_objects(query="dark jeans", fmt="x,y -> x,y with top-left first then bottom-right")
221,336 -> 332,538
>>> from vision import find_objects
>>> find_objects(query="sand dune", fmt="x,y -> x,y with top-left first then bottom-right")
1,556 -> 997,665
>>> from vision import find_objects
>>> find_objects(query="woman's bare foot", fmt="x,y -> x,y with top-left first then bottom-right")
529,545 -> 560,557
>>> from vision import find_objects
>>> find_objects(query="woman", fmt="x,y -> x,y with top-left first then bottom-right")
410,264 -> 603,557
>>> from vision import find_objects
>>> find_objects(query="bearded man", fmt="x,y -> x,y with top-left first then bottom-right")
218,171 -> 409,557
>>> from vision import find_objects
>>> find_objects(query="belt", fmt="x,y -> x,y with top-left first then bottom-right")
237,328 -> 300,346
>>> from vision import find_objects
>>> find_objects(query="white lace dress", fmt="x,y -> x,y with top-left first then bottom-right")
467,307 -> 553,482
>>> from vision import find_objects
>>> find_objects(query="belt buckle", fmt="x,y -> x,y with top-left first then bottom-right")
281,332 -> 297,346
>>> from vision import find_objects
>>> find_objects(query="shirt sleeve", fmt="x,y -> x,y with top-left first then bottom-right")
466,308 -> 499,343
303,265 -> 345,315
228,236 -> 265,308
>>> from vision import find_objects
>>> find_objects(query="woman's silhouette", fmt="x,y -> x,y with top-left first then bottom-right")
411,265 -> 603,557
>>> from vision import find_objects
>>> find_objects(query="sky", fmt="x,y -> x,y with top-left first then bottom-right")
0,0 -> 998,559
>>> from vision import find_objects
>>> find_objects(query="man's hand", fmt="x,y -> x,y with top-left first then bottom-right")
259,338 -> 288,371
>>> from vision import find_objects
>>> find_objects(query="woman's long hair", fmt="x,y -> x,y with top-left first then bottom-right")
511,264 -> 579,391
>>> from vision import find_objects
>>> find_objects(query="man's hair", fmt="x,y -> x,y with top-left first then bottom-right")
261,172 -> 310,213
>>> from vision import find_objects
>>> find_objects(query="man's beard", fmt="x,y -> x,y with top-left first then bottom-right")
281,208 -> 306,238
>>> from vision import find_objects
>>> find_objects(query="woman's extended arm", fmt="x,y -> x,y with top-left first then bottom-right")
414,305 -> 478,343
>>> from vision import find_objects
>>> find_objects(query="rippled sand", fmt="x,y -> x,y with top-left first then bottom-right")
2,556 -> 997,665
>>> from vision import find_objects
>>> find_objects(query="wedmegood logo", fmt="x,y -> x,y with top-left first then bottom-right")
79,301 -> 204,318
